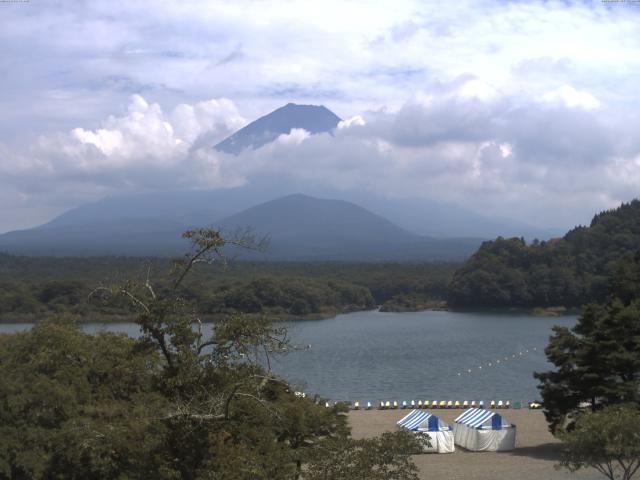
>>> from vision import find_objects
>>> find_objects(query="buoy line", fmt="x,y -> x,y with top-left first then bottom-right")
456,347 -> 541,377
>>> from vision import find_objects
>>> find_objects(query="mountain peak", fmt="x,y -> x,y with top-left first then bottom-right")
214,103 -> 341,154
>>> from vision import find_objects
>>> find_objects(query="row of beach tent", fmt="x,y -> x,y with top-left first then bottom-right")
349,399 -> 539,410
397,408 -> 516,453
375,400 -> 514,409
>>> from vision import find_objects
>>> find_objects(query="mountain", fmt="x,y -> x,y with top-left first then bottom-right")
215,194 -> 481,260
0,193 -> 482,259
448,200 -> 640,308
0,219 -> 189,257
0,102 -> 559,255
214,103 -> 341,154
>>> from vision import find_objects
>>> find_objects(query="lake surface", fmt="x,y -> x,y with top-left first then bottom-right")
0,310 -> 576,403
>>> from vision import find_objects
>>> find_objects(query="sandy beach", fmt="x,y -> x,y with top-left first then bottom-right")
348,408 -> 602,480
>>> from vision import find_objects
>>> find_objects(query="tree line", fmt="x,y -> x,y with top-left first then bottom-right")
448,200 -> 640,308
0,258 -> 457,321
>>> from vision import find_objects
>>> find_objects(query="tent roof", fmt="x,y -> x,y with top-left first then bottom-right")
397,410 -> 438,431
454,408 -> 502,428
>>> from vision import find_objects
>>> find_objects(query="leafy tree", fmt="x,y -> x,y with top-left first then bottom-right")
304,431 -> 421,480
559,404 -> 640,480
0,315 -> 166,480
535,253 -> 640,433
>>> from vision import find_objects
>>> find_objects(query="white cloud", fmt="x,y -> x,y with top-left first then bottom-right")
540,86 -> 601,110
276,128 -> 311,146
1,1 -> 640,232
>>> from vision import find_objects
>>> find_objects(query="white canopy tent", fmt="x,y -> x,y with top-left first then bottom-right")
453,408 -> 516,451
397,410 -> 455,453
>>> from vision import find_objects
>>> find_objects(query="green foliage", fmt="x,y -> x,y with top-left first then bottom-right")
0,256 -> 457,321
0,229 -> 419,479
304,431 -> 420,480
379,293 -> 446,312
0,316 -> 166,479
535,253 -> 640,433
205,277 -> 375,318
449,200 -> 640,308
559,404 -> 640,480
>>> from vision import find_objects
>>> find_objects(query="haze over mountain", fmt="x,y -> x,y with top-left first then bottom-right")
214,103 -> 341,154
0,194 -> 482,260
216,194 -> 481,260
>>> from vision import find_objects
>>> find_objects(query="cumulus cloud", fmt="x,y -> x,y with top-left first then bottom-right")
540,86 -> 601,110
1,1 -> 640,231
0,95 -> 247,230
2,74 -> 640,233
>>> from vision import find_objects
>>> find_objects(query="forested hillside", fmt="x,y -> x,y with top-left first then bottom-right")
448,200 -> 640,308
0,256 -> 457,321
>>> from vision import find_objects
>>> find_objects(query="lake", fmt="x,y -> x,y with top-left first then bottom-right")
0,309 -> 576,404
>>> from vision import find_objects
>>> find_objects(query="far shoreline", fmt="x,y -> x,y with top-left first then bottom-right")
0,304 -> 582,325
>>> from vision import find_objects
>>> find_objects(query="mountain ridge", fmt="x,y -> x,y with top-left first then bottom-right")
0,193 -> 482,260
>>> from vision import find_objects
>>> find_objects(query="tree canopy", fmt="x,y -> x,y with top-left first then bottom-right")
449,200 -> 640,308
535,252 -> 640,433
558,404 -> 640,480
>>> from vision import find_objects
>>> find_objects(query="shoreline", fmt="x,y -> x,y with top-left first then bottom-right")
0,304 -> 582,324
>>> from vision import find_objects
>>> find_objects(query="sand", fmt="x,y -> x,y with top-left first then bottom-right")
348,408 -> 603,480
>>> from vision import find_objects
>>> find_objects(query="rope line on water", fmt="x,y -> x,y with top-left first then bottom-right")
456,347 -> 541,377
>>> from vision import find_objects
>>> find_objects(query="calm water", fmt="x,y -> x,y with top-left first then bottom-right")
0,310 -> 576,403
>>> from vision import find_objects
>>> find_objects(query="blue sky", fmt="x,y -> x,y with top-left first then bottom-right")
1,0 -> 640,232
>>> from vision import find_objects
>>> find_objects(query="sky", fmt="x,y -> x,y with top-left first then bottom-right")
1,0 -> 640,233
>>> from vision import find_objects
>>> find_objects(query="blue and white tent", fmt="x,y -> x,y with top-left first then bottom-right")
453,408 -> 516,451
397,410 -> 455,453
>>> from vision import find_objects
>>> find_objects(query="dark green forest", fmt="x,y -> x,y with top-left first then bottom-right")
448,200 -> 640,308
0,254 -> 457,322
